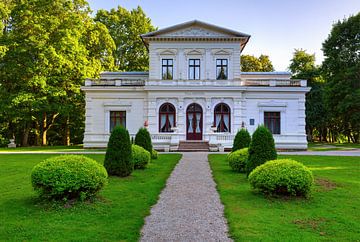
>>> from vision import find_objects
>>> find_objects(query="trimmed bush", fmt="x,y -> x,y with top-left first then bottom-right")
31,155 -> 108,200
104,126 -> 133,177
227,148 -> 249,173
232,129 -> 251,151
132,144 -> 151,169
135,128 -> 153,153
151,149 -> 158,159
248,159 -> 314,197
246,125 -> 277,174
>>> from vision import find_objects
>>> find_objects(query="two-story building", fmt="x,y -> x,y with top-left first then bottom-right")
82,20 -> 310,151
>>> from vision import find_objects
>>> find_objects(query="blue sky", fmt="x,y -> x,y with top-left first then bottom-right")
87,0 -> 360,71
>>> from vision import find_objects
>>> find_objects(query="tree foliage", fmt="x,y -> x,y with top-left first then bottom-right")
104,126 -> 133,177
322,13 -> 360,143
0,0 -> 115,146
95,6 -> 156,71
241,54 -> 274,72
232,128 -> 251,151
246,125 -> 277,175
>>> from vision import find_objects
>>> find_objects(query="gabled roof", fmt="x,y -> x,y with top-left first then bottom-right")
141,20 -> 251,51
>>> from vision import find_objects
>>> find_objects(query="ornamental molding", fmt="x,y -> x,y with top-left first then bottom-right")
257,101 -> 287,107
184,48 -> 205,56
211,48 -> 233,56
156,48 -> 178,55
161,27 -> 230,37
103,101 -> 132,107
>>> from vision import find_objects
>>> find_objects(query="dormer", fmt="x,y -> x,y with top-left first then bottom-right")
141,20 -> 251,81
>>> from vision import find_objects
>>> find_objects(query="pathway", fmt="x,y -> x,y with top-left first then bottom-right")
140,152 -> 232,242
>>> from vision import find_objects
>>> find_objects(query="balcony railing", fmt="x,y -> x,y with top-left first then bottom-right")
242,79 -> 305,87
85,79 -> 145,87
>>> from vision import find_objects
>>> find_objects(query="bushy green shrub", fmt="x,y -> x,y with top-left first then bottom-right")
0,134 -> 9,147
134,128 -> 153,153
232,129 -> 251,151
151,149 -> 158,159
104,126 -> 133,177
132,144 -> 151,169
249,159 -> 314,197
31,155 -> 108,200
227,148 -> 249,173
246,125 -> 277,174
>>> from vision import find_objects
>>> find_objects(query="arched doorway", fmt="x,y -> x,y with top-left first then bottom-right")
186,103 -> 203,140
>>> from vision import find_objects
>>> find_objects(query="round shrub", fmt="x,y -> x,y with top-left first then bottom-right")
151,149 -> 158,159
232,129 -> 251,151
246,125 -> 277,174
248,159 -> 314,197
132,144 -> 151,169
135,128 -> 153,153
104,126 -> 133,177
31,155 -> 108,200
227,148 -> 249,173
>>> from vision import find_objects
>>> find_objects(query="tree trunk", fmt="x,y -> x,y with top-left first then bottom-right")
21,127 -> 30,147
41,112 -> 59,146
34,120 -> 41,146
64,116 -> 70,146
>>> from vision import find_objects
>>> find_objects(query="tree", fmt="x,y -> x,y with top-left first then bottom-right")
134,128 -> 153,153
95,6 -> 156,71
322,13 -> 360,143
289,49 -> 328,142
246,125 -> 277,175
241,54 -> 274,72
232,128 -> 251,151
104,126 -> 133,177
0,0 -> 115,146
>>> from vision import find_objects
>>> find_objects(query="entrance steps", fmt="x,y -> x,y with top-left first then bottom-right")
178,141 -> 209,152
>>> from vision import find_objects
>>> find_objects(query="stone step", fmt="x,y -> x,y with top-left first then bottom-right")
178,141 -> 209,152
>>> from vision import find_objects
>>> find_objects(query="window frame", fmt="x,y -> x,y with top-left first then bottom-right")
214,103 -> 231,132
216,59 -> 228,80
161,59 -> 173,80
264,111 -> 281,134
110,111 -> 126,132
188,58 -> 201,80
159,103 -> 176,133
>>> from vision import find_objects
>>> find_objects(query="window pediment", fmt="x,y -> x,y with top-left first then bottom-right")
211,49 -> 232,56
157,49 -> 177,56
184,49 -> 205,56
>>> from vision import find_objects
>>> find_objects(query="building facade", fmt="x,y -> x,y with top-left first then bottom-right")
82,20 -> 310,150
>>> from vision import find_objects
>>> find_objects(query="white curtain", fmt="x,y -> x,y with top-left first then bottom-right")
168,114 -> 174,129
188,114 -> 193,132
215,114 -> 221,131
196,113 -> 201,133
223,114 -> 229,132
160,114 -> 166,132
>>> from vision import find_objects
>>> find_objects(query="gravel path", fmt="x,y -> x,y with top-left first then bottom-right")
140,152 -> 232,242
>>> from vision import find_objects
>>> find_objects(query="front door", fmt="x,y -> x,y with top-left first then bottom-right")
186,103 -> 203,140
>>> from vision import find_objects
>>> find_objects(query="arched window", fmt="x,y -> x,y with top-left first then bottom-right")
159,103 -> 176,133
214,103 -> 231,132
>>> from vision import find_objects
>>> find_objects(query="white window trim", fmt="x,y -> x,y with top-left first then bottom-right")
258,105 -> 286,135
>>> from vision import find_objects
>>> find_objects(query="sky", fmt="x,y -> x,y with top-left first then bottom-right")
87,0 -> 360,71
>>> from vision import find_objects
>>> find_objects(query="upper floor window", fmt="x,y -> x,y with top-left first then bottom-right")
159,103 -> 176,132
162,59 -> 173,80
110,111 -> 126,132
216,59 -> 228,80
214,103 -> 230,132
264,112 -> 280,134
189,59 -> 200,80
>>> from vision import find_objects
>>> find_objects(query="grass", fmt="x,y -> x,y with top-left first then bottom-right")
0,153 -> 181,241
209,154 -> 360,241
308,142 -> 360,151
0,145 -> 106,153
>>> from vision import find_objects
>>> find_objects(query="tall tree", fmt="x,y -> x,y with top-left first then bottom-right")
0,0 -> 115,146
289,49 -> 328,142
322,13 -> 360,143
241,54 -> 274,72
95,6 -> 156,71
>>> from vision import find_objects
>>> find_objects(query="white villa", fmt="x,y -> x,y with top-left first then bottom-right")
82,20 -> 310,151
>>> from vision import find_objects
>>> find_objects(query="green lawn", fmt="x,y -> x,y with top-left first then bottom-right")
209,154 -> 360,241
0,153 -> 181,241
308,142 -> 360,151
0,145 -> 106,153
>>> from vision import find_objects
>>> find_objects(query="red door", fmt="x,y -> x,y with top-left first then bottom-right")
186,103 -> 203,140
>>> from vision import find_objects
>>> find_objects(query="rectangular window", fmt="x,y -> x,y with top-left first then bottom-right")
110,111 -> 126,132
189,59 -> 200,80
162,59 -> 173,80
216,59 -> 228,80
264,112 -> 280,134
